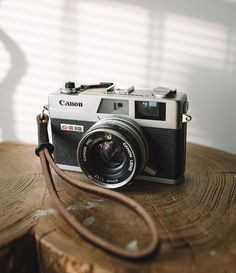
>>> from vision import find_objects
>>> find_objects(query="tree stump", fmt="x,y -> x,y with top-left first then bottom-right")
0,142 -> 236,273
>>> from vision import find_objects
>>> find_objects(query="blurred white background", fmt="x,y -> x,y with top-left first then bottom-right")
0,0 -> 236,153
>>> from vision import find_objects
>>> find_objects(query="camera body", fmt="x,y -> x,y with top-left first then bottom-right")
48,82 -> 191,188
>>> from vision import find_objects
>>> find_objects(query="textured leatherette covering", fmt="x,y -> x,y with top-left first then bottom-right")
51,118 -> 186,180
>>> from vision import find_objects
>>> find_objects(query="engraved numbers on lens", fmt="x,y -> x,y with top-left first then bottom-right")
94,174 -> 104,182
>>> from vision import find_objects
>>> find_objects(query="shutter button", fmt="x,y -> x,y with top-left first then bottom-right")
60,81 -> 77,94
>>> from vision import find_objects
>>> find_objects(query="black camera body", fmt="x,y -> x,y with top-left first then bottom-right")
49,83 -> 191,188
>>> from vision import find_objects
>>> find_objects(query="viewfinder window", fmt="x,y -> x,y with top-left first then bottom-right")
135,101 -> 166,120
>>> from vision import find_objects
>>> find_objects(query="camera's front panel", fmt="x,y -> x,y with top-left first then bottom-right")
51,118 -> 95,169
137,124 -> 187,185
51,117 -> 187,185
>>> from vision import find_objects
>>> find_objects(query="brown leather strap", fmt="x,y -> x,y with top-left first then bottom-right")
37,115 -> 160,259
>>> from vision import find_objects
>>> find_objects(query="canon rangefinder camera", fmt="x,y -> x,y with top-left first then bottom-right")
48,82 -> 191,188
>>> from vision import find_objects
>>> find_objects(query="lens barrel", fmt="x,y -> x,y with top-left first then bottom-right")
77,116 -> 148,188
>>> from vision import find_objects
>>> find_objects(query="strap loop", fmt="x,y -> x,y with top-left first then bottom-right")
35,115 -> 54,156
37,114 -> 160,259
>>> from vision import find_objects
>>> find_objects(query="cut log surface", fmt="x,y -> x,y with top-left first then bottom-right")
0,142 -> 236,273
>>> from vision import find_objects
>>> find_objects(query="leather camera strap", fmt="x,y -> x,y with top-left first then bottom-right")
36,114 -> 160,259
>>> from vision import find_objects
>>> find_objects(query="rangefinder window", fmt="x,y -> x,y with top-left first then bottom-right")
135,101 -> 166,121
97,99 -> 129,115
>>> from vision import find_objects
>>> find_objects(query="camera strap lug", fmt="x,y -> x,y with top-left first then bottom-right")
40,104 -> 49,120
182,114 -> 192,123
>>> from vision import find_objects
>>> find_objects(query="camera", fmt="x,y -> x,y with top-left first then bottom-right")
48,82 -> 191,188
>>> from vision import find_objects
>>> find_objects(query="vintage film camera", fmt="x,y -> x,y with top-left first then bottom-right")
48,82 -> 191,188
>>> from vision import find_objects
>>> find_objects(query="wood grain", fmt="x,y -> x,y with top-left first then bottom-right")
0,142 -> 236,273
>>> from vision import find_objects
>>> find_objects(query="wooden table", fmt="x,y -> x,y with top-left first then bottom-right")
0,142 -> 236,273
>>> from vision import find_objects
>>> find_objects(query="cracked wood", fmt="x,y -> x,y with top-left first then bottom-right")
0,142 -> 236,273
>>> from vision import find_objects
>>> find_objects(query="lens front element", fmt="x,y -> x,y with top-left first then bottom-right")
96,136 -> 125,169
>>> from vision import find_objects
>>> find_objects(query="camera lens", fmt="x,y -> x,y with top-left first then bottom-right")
77,116 -> 148,188
91,137 -> 126,175
97,139 -> 125,167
